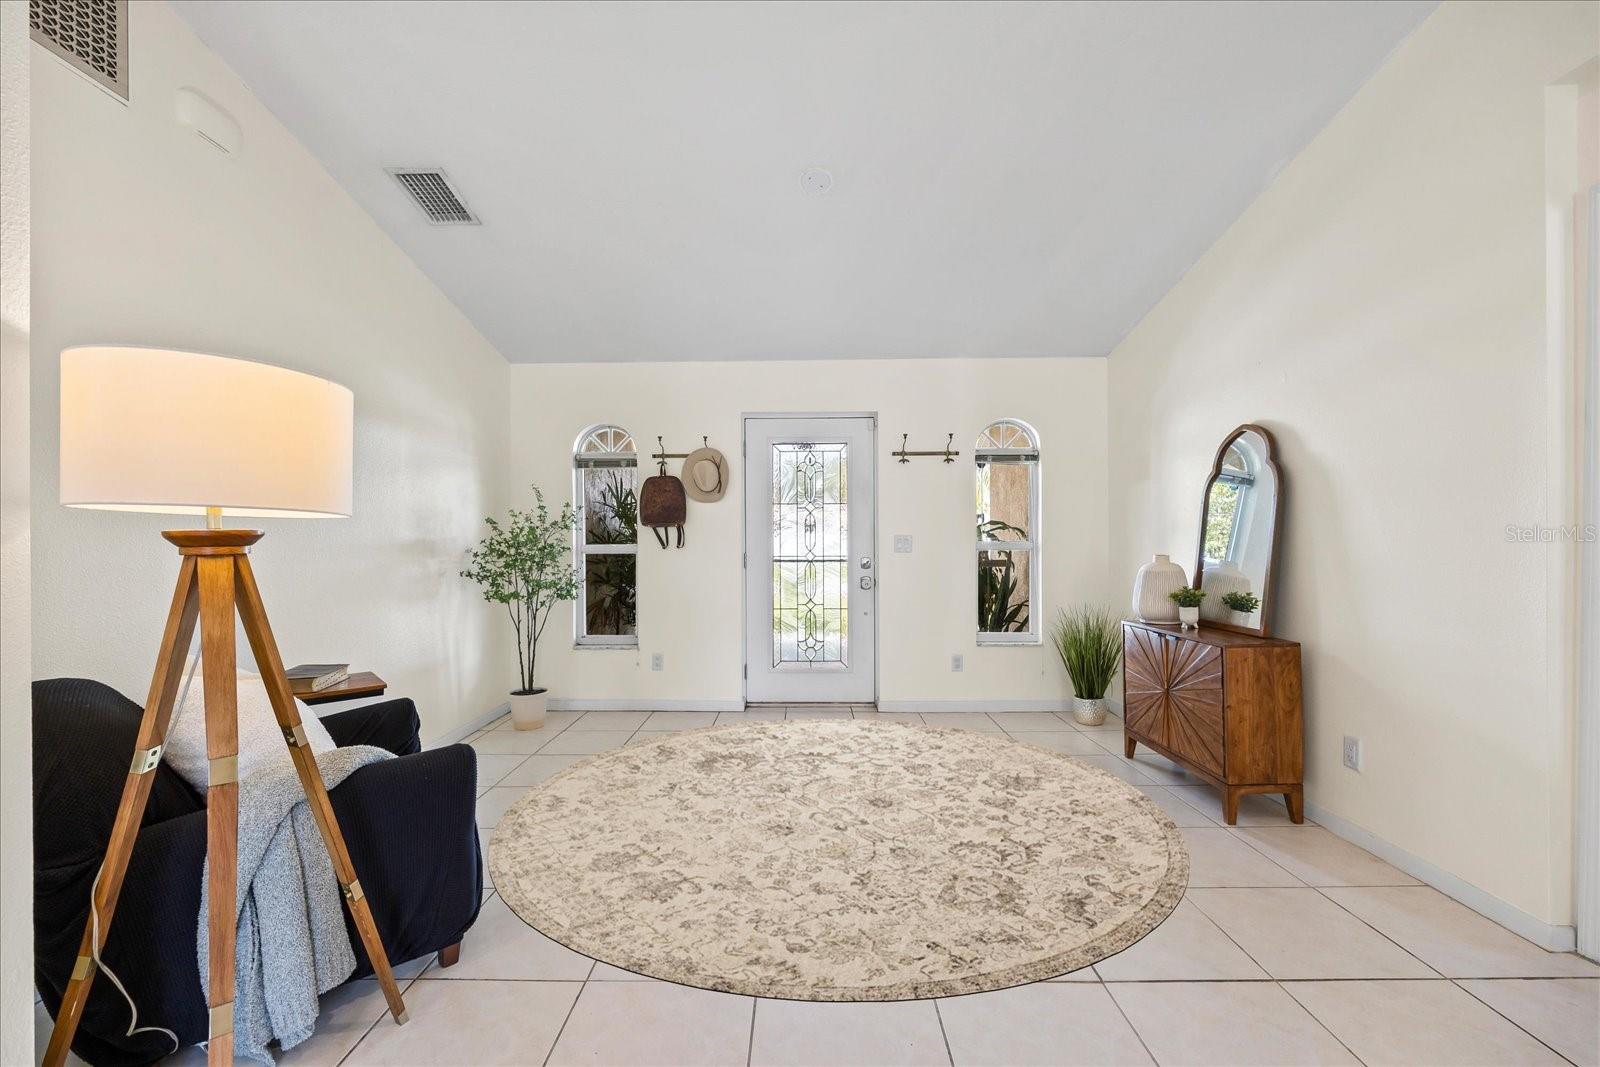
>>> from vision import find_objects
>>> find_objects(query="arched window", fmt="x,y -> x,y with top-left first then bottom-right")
573,425 -> 638,645
975,420 -> 1040,642
1203,439 -> 1258,566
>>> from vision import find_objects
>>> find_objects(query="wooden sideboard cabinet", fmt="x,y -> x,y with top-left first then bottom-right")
1121,620 -> 1304,824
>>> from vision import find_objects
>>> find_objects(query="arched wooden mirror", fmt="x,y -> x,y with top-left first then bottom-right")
1193,424 -> 1283,637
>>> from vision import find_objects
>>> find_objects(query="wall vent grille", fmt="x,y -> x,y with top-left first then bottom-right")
386,168 -> 480,225
30,0 -> 128,101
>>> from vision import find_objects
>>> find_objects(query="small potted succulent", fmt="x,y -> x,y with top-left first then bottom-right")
1050,606 -> 1124,726
1168,586 -> 1206,630
462,487 -> 580,729
1220,590 -> 1260,624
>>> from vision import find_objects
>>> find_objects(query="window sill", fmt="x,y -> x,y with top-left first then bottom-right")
976,635 -> 1042,647
574,641 -> 638,651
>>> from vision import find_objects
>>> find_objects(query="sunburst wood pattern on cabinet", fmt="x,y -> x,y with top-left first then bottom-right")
1121,620 -> 1303,824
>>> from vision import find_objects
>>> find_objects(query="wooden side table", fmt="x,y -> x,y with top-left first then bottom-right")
297,671 -> 387,706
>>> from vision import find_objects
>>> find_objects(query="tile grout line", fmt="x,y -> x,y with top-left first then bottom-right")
1449,978 -> 1583,1066
929,997 -> 955,1066
540,977 -> 588,1067
1307,885 -> 1446,979
333,969 -> 426,1067
1271,979 -> 1370,1066
1098,982 -> 1161,1066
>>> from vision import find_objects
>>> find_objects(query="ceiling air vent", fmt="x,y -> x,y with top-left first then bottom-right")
30,0 -> 128,101
386,168 -> 480,225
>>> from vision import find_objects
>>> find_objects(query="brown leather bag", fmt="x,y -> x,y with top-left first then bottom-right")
640,471 -> 686,548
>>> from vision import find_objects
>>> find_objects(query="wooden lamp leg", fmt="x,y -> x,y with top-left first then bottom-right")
197,556 -> 241,1066
42,561 -> 201,1067
233,555 -> 409,1025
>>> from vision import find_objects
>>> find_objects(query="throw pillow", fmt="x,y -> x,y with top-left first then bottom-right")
161,655 -> 336,791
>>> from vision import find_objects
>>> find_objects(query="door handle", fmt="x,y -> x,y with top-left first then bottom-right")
859,575 -> 874,590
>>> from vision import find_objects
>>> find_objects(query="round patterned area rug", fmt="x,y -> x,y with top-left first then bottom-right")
490,720 -> 1187,1001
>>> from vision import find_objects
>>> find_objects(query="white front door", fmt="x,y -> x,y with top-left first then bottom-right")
744,416 -> 876,704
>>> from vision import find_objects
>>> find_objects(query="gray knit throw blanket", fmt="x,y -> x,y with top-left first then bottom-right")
198,745 -> 393,1064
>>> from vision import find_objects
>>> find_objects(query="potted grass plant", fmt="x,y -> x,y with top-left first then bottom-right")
1220,590 -> 1260,624
462,487 -> 580,729
1050,606 -> 1124,726
1169,586 -> 1206,630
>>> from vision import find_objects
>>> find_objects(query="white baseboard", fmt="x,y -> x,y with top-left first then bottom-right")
425,701 -> 509,749
547,698 -> 746,712
880,700 -> 1070,714
1305,800 -> 1577,953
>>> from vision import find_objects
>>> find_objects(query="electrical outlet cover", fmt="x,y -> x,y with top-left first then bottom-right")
1342,735 -> 1361,771
893,535 -> 913,553
951,653 -> 964,672
651,653 -> 664,671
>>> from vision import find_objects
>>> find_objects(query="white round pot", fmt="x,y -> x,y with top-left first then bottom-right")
1178,605 -> 1200,629
509,688 -> 548,730
1232,609 -> 1255,626
1132,554 -> 1185,622
1071,697 -> 1109,727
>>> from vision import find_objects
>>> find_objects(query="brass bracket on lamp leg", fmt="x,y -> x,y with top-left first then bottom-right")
209,1001 -> 234,1042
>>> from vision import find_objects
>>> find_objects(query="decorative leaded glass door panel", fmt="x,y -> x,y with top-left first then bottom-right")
744,417 -> 876,703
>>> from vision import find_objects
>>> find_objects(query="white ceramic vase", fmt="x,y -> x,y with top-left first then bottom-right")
509,688 -> 548,730
1132,554 -> 1186,622
1178,605 -> 1200,629
1071,697 -> 1109,726
1199,561 -> 1250,622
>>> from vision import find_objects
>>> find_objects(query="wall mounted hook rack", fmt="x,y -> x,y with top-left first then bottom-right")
650,434 -> 709,463
893,433 -> 959,464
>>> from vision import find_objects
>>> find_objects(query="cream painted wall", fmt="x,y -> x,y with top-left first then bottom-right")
30,2 -> 511,744
507,359 -> 1109,710
1106,0 -> 1598,938
1,1 -> 31,1059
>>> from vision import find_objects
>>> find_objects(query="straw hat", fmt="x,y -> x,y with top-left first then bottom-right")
681,446 -> 729,503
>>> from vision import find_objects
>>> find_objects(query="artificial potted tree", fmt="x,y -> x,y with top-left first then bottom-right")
462,487 -> 580,729
1050,606 -> 1124,726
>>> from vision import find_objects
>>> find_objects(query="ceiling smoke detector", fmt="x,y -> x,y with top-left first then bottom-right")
386,167 -> 480,225
799,166 -> 834,194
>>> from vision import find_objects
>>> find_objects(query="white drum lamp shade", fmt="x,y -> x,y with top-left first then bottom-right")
59,346 -> 353,519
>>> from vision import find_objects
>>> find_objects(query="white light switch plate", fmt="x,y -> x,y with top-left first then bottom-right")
893,535 -> 913,553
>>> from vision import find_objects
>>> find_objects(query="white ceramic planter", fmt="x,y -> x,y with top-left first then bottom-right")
1178,605 -> 1200,630
1132,554 -> 1185,622
509,688 -> 548,730
1200,561 -> 1250,622
1071,697 -> 1109,727
1232,609 -> 1255,626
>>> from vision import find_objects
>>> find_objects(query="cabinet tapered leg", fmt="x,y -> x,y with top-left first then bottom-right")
232,556 -> 408,1025
42,560 -> 202,1067
1285,785 -> 1304,824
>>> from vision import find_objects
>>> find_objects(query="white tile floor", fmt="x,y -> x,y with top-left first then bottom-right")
35,708 -> 1600,1067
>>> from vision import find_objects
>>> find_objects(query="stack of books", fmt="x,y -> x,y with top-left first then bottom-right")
284,663 -> 349,695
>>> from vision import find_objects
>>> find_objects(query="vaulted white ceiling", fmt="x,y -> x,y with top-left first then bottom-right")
173,1 -> 1433,363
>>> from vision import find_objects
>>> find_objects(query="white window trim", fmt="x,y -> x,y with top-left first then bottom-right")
976,420 -> 1042,646
573,430 -> 639,649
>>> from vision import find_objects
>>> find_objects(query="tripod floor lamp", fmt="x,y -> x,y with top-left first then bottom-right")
44,347 -> 408,1067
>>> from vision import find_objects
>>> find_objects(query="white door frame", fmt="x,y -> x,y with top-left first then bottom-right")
1577,182 -> 1599,960
741,412 -> 878,705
